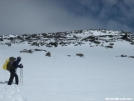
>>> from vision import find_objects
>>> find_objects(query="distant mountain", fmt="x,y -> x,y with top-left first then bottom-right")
0,29 -> 134,47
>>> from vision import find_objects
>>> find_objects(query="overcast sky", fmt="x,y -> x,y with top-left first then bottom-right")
0,0 -> 134,35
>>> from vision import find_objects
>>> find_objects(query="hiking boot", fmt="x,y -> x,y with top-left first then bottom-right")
7,83 -> 11,85
15,83 -> 18,85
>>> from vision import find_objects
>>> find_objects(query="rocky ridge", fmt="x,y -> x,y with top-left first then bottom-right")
0,29 -> 133,47
0,29 -> 134,58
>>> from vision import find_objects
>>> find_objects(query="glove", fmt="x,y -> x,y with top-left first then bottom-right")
19,64 -> 23,68
20,65 -> 23,68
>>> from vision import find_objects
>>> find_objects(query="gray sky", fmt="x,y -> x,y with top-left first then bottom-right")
0,0 -> 134,35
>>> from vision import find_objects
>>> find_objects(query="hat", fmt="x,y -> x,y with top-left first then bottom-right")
17,56 -> 21,60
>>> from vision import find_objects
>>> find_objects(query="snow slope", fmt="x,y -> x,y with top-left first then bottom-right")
0,31 -> 134,101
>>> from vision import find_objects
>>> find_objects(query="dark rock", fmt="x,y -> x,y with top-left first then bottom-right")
121,33 -> 131,42
109,43 -> 114,45
46,52 -> 51,57
34,49 -> 46,52
46,45 -> 52,47
31,34 -> 37,38
74,44 -> 78,46
121,33 -> 128,39
120,54 -> 127,57
20,49 -> 33,54
76,53 -> 84,57
5,43 -> 11,46
129,56 -> 134,58
130,42 -> 134,45
82,36 -> 95,41
31,42 -> 39,47
48,42 -> 58,47
0,38 -> 3,41
17,36 -> 23,40
39,42 -> 45,46
94,41 -> 101,44
108,35 -> 114,38
105,45 -> 113,48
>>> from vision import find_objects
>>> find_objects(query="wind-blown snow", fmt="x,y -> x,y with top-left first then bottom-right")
0,31 -> 134,101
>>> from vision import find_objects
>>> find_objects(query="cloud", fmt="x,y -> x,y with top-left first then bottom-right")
97,0 -> 134,33
0,0 -> 103,35
105,19 -> 133,32
0,0 -> 134,35
102,0 -> 118,5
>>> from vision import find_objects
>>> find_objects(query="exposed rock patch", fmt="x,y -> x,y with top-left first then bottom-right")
20,49 -> 33,54
76,53 -> 84,57
20,49 -> 47,54
46,52 -> 51,57
105,45 -> 113,49
117,54 -> 134,59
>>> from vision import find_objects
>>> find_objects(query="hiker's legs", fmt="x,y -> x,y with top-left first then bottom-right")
14,73 -> 19,84
8,71 -> 15,85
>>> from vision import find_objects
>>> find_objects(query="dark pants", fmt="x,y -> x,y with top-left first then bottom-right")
8,69 -> 18,85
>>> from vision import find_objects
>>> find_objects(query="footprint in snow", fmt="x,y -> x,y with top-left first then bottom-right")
0,85 -> 25,101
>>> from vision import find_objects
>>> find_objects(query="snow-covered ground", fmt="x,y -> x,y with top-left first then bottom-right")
0,40 -> 134,101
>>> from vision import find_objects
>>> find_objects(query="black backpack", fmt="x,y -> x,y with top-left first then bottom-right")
7,57 -> 16,70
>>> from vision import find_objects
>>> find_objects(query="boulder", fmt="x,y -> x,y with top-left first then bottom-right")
120,54 -> 127,57
46,52 -> 51,57
20,49 -> 33,54
76,53 -> 84,57
105,45 -> 113,48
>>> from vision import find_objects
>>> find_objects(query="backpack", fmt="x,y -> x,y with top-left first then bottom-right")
3,57 -> 16,70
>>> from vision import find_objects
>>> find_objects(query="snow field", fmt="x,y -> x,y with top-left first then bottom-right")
0,40 -> 134,101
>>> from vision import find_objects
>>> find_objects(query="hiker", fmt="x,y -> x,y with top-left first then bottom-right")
8,56 -> 23,85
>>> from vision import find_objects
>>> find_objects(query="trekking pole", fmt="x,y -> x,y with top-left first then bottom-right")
20,68 -> 22,85
20,68 -> 23,86
22,68 -> 23,86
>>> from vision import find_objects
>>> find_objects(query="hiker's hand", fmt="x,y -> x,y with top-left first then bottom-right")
19,64 -> 23,68
20,65 -> 23,68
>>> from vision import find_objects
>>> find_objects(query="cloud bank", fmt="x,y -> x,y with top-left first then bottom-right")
0,0 -> 133,35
